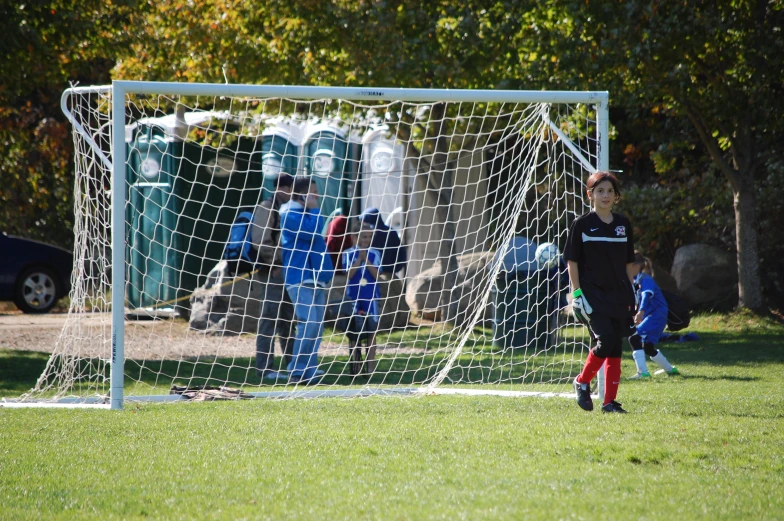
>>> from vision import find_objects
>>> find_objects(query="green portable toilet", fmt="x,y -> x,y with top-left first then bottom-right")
301,123 -> 360,221
259,122 -> 303,200
126,111 -> 265,316
126,126 -> 182,315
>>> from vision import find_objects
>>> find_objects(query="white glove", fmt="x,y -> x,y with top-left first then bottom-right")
572,289 -> 593,323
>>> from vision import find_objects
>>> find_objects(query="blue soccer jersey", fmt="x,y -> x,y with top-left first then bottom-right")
635,273 -> 668,319
343,246 -> 382,316
634,272 -> 669,343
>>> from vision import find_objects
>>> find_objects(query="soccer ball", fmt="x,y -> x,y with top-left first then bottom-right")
534,242 -> 560,269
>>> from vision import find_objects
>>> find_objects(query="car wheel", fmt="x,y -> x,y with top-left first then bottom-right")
14,266 -> 61,314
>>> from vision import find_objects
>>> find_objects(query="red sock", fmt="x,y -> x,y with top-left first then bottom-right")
577,350 -> 605,385
603,357 -> 622,405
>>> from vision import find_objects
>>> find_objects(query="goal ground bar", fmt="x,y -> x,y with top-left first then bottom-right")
2,387 -> 586,408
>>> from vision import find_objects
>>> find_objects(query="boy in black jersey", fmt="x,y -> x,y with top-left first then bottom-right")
564,172 -> 637,413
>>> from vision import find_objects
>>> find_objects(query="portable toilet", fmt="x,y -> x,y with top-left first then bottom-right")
259,119 -> 304,200
125,109 -> 265,316
301,122 -> 361,221
360,126 -> 409,232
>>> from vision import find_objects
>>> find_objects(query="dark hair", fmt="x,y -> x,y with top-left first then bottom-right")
291,176 -> 315,198
586,171 -> 621,199
275,173 -> 294,191
633,250 -> 654,276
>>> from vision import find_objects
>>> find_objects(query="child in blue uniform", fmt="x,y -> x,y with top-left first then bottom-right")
629,252 -> 679,378
342,227 -> 382,375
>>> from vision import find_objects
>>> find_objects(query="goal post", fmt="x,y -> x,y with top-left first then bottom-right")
16,81 -> 608,409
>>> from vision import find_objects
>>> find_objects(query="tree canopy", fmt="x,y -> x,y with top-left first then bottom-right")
2,0 -> 782,308
525,0 -> 784,309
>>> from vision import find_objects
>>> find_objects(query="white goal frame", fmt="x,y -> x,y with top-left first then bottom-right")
52,81 -> 609,410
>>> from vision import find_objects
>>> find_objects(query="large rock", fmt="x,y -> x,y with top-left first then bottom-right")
405,263 -> 444,317
671,243 -> 737,309
325,273 -> 349,327
191,262 -> 412,336
326,272 -> 409,331
407,252 -> 497,326
651,263 -> 678,294
447,251 -> 496,326
377,273 -> 410,330
189,261 -> 263,335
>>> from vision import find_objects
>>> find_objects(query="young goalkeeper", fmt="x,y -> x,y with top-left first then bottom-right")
565,171 -> 637,413
628,252 -> 679,379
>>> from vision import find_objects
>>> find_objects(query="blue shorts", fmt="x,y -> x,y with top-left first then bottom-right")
636,315 -> 667,345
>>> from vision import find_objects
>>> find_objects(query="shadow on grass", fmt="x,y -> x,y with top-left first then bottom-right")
4,348 -> 583,398
0,350 -> 50,395
658,330 -> 784,366
122,349 -> 582,393
672,374 -> 760,382
2,323 -> 781,398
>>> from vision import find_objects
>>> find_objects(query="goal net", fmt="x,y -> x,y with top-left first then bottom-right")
23,82 -> 606,407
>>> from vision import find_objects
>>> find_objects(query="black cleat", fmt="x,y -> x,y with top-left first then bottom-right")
573,378 -> 594,411
601,400 -> 628,413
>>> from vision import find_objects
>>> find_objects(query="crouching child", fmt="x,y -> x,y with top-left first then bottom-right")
629,252 -> 679,379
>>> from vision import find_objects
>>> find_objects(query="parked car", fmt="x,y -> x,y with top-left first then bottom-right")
0,233 -> 73,313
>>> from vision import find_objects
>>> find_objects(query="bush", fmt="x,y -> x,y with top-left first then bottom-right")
619,164 -> 784,309
0,103 -> 75,250
619,171 -> 734,269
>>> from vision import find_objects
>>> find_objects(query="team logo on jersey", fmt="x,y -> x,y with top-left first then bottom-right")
615,226 -> 626,236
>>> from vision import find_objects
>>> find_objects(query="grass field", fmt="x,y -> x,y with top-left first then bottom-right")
1,311 -> 783,520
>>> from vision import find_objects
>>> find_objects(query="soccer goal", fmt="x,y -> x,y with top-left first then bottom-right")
17,81 -> 608,409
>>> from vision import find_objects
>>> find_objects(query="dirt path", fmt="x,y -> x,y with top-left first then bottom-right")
0,312 -> 72,352
0,312 -> 425,360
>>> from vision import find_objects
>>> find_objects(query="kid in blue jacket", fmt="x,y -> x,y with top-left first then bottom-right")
629,252 -> 679,379
341,227 -> 383,375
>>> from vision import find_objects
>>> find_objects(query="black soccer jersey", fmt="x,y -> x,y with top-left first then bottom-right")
564,211 -> 636,319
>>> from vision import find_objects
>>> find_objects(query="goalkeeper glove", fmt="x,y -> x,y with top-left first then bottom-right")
572,289 -> 593,323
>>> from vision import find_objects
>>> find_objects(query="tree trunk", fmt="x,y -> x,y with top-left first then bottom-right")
429,126 -> 460,321
398,109 -> 459,320
682,105 -> 765,311
733,185 -> 764,310
394,103 -> 464,321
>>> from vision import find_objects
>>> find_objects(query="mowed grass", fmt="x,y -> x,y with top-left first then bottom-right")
2,322 -> 588,398
1,311 -> 783,520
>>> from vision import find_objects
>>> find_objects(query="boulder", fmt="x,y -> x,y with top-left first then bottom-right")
189,261 -> 264,335
326,272 -> 409,331
325,273 -> 349,326
651,263 -> 678,294
377,273 -> 410,330
671,243 -> 738,309
405,263 -> 444,316
446,251 -> 496,326
407,252 -> 497,326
